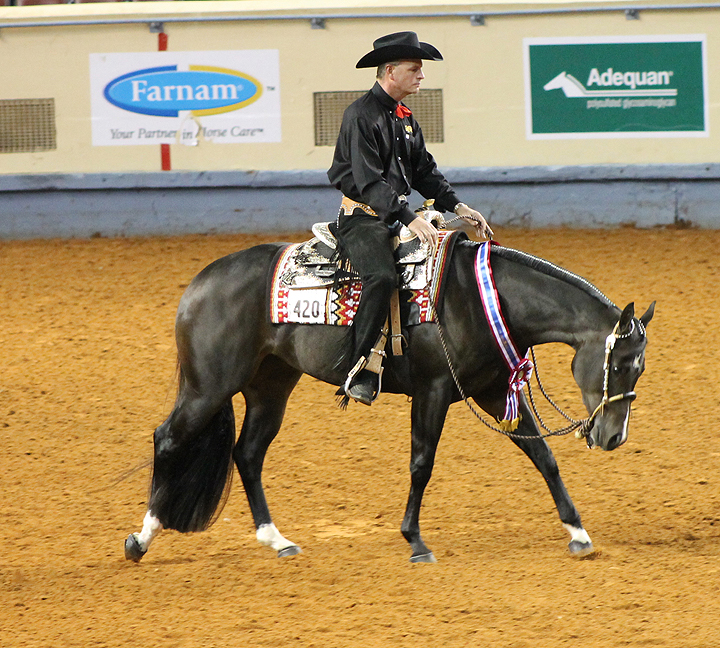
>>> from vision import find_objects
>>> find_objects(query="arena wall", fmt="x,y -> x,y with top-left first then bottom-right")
1,0 -> 719,236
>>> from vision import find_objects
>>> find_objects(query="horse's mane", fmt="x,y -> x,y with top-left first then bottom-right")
466,241 -> 617,309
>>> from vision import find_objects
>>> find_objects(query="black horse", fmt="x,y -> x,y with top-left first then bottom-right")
124,234 -> 654,563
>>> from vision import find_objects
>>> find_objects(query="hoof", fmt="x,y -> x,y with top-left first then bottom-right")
124,534 -> 147,562
409,552 -> 437,564
277,545 -> 302,558
568,540 -> 595,557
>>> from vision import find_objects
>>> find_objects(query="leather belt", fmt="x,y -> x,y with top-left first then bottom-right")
339,195 -> 407,218
340,195 -> 378,218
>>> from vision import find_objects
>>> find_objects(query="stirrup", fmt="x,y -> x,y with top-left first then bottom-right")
338,325 -> 388,407
344,367 -> 383,406
342,353 -> 384,406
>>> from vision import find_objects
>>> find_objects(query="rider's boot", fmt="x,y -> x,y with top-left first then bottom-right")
345,368 -> 380,406
344,325 -> 387,406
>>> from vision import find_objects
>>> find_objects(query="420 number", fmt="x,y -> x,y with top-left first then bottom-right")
293,299 -> 322,319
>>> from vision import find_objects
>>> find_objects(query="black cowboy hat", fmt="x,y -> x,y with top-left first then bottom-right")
355,31 -> 443,69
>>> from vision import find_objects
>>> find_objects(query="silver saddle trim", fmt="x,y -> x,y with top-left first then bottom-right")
311,209 -> 446,263
313,204 -> 445,252
312,222 -> 337,250
280,239 -> 443,292
280,206 -> 448,290
278,237 -> 340,289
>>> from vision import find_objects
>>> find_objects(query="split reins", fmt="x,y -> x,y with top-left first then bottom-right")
428,294 -> 589,441
425,236 -> 642,442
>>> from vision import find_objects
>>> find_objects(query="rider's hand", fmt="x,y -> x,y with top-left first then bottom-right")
454,203 -> 494,240
408,216 -> 439,249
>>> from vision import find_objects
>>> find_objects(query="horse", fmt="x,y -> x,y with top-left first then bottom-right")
124,225 -> 654,564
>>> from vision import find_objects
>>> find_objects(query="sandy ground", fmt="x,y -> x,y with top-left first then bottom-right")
1,226 -> 720,648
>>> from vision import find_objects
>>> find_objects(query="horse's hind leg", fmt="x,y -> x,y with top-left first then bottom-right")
125,391 -> 236,562
125,511 -> 163,562
233,356 -> 303,557
510,395 -> 593,557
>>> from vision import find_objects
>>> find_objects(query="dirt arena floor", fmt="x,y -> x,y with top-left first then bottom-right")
1,225 -> 719,647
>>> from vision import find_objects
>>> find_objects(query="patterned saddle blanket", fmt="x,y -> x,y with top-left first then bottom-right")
269,224 -> 463,326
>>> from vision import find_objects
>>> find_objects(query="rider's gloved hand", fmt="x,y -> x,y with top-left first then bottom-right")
408,215 -> 439,249
454,203 -> 494,240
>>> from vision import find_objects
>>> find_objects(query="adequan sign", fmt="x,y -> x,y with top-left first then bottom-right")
523,35 -> 708,139
89,50 -> 281,146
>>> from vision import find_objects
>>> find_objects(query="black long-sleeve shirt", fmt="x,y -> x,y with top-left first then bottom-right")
327,82 -> 460,226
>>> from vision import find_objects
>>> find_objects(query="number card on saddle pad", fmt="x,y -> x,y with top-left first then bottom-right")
269,229 -> 461,326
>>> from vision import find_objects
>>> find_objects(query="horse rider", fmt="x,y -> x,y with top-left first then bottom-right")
328,30 -> 494,406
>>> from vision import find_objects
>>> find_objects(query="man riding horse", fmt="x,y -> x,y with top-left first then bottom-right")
328,31 -> 493,406
123,33 -> 655,567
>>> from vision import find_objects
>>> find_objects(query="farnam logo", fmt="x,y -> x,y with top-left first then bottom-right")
104,65 -> 263,117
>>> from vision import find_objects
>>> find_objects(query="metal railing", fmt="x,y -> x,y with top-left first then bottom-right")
1,3 -> 719,31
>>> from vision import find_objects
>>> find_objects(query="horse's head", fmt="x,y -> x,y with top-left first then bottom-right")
572,301 -> 655,451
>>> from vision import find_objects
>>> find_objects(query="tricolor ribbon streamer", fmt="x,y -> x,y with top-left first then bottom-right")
474,242 -> 534,431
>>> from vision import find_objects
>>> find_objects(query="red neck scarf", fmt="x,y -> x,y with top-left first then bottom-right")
395,104 -> 412,119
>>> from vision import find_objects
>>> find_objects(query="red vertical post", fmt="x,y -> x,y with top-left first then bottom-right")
158,31 -> 171,171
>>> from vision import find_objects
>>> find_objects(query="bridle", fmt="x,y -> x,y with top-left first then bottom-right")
430,291 -> 645,444
573,317 -> 645,443
416,209 -> 645,444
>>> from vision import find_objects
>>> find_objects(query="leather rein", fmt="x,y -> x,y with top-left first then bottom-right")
426,241 -> 643,443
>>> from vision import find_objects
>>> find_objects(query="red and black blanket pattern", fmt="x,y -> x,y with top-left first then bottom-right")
269,229 -> 462,326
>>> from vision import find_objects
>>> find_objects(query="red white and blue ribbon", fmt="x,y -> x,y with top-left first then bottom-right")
474,242 -> 533,430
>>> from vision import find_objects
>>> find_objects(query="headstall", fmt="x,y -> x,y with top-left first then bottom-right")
574,318 -> 645,441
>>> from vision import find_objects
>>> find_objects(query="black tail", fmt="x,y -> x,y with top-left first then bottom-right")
149,400 -> 236,533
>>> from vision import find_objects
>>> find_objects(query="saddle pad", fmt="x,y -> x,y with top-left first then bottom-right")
269,229 -> 458,326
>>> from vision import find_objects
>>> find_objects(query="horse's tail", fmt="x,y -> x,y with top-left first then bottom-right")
148,367 -> 236,533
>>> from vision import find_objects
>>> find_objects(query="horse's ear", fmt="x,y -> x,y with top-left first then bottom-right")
639,301 -> 656,328
618,302 -> 635,334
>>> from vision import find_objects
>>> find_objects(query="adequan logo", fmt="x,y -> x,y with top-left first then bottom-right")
103,65 -> 263,117
543,70 -> 677,98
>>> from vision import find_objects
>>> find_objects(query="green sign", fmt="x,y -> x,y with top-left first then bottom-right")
524,36 -> 707,138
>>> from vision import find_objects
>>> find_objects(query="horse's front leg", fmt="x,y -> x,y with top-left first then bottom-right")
509,394 -> 594,556
400,383 -> 452,563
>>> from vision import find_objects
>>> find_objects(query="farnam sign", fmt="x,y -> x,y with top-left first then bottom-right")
90,51 -> 280,146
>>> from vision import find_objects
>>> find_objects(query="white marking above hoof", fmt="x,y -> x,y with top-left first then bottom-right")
256,523 -> 298,553
564,524 -> 596,556
563,523 -> 592,546
132,511 -> 163,555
